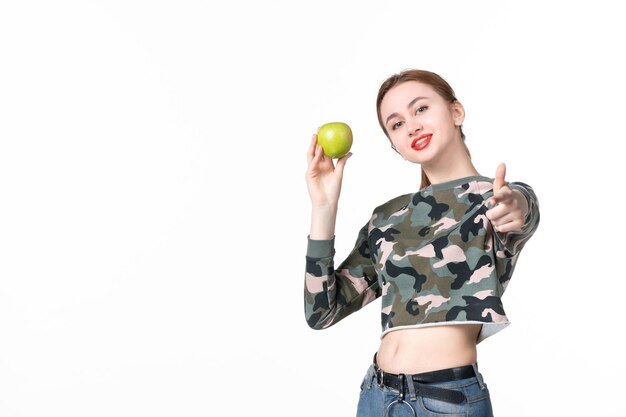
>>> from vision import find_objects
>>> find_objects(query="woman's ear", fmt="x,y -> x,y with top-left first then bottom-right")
451,100 -> 465,126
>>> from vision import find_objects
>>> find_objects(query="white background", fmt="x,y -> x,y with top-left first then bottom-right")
1,1 -> 624,416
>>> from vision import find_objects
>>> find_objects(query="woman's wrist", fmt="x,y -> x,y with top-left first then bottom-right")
310,204 -> 338,240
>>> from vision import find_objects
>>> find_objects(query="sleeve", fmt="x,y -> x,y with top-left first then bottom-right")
493,181 -> 540,257
304,222 -> 381,330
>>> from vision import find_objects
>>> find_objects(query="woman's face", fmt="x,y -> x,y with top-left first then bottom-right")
379,81 -> 464,166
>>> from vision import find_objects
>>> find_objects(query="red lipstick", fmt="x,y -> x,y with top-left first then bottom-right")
411,134 -> 432,151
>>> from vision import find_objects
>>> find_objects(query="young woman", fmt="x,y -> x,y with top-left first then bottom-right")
304,69 -> 540,417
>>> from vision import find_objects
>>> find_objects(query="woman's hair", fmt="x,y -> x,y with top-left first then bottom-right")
376,69 -> 469,189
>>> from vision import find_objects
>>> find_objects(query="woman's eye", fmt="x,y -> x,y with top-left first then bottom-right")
416,106 -> 428,114
392,121 -> 403,130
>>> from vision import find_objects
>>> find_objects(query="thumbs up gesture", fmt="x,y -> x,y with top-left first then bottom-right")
486,163 -> 529,233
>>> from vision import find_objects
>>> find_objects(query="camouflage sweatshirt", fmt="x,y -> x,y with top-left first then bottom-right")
304,175 -> 540,342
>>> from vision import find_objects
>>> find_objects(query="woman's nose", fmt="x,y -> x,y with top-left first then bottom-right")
407,120 -> 422,136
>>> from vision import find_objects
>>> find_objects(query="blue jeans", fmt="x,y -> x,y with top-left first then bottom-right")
356,363 -> 494,417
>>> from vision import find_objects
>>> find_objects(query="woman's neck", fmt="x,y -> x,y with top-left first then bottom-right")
422,149 -> 480,185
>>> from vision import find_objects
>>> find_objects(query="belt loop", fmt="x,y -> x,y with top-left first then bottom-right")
405,374 -> 417,401
366,363 -> 375,390
373,353 -> 383,387
472,362 -> 487,390
397,374 -> 406,401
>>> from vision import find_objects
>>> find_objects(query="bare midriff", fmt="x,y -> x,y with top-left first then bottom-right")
376,324 -> 482,374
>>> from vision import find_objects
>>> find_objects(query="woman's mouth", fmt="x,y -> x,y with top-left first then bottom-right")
411,134 -> 432,151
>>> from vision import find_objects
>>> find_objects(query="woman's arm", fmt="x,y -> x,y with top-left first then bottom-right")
305,134 -> 352,239
304,134 -> 380,329
305,224 -> 380,330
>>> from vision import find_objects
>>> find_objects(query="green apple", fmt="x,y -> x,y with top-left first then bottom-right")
317,122 -> 353,158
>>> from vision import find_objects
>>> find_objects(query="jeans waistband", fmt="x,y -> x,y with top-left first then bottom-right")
366,353 -> 488,404
372,352 -> 476,384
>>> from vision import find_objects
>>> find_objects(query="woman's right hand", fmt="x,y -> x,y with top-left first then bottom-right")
305,134 -> 352,209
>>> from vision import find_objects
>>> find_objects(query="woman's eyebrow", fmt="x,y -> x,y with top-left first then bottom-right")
385,96 -> 428,125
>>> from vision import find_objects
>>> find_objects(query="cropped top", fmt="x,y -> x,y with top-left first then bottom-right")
304,175 -> 540,342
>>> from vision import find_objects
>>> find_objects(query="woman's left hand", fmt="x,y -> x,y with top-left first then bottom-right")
485,163 -> 529,233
